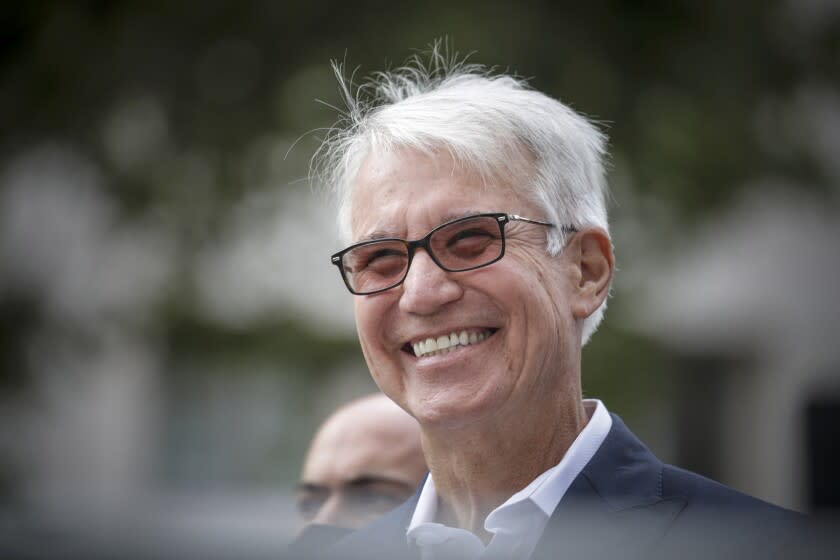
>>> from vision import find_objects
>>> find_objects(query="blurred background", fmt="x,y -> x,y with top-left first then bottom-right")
1,0 -> 839,557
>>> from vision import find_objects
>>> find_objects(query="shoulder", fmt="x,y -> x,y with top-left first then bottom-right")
661,463 -> 800,518
286,524 -> 352,559
313,498 -> 418,560
600,413 -> 799,518
655,464 -> 805,559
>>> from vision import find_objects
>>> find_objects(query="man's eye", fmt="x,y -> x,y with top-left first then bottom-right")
346,246 -> 404,272
366,248 -> 404,264
346,490 -> 405,509
361,249 -> 407,275
448,228 -> 495,245
446,229 -> 497,256
296,494 -> 327,520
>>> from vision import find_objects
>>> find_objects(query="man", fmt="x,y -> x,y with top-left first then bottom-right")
289,393 -> 427,558
314,50 -> 799,559
296,392 -> 427,529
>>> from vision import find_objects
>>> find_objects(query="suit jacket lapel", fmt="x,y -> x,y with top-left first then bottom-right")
531,414 -> 686,560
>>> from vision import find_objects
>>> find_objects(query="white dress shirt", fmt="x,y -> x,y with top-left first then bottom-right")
406,399 -> 612,560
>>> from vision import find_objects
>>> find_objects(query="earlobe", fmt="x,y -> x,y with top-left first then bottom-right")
570,229 -> 614,319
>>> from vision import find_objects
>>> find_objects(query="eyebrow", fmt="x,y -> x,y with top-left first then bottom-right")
357,209 -> 486,243
297,482 -> 328,493
296,475 -> 414,493
345,475 -> 415,489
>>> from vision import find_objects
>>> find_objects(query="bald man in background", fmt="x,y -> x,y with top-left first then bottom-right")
296,393 -> 427,530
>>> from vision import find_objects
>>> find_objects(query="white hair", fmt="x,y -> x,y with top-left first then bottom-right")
314,48 -> 611,344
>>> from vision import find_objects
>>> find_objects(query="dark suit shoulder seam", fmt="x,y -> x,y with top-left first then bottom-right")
580,470 -> 610,504
657,464 -> 664,498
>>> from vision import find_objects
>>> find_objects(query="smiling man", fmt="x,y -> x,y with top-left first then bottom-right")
313,50 -> 799,560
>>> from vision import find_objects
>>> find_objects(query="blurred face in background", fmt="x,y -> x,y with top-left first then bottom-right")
297,394 -> 427,529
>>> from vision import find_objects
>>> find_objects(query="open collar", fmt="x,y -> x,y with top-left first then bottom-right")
531,414 -> 687,560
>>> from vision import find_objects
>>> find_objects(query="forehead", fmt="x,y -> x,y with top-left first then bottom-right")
349,148 -> 535,240
302,408 -> 419,483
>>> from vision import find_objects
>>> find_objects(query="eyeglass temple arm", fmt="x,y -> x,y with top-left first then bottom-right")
508,214 -> 577,233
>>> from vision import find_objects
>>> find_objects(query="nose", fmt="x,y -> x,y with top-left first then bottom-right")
399,249 -> 463,315
310,494 -> 345,527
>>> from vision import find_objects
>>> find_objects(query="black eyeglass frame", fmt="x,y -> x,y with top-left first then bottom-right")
330,212 -> 577,296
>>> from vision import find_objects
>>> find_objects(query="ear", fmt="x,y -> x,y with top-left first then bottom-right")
568,228 -> 614,320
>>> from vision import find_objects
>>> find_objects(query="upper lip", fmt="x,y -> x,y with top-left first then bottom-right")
401,326 -> 499,348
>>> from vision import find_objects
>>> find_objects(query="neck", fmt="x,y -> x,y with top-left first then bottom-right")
420,393 -> 588,539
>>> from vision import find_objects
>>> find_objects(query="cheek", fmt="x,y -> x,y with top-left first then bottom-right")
510,253 -> 569,318
354,298 -> 398,375
353,299 -> 372,338
354,300 -> 381,362
535,269 -> 569,321
515,259 -> 572,357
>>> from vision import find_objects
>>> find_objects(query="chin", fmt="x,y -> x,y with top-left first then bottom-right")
408,390 -> 502,431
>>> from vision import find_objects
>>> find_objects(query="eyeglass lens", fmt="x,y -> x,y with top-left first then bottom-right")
341,215 -> 504,294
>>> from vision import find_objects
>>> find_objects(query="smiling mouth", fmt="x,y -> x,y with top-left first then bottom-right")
403,329 -> 498,358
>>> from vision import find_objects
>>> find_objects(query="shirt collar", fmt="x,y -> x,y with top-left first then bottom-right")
507,398 -> 611,518
409,470 -> 440,531
407,399 -> 612,536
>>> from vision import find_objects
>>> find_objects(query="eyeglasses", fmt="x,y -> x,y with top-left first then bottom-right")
330,213 -> 576,295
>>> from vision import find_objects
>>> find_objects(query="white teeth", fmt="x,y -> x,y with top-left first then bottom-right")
411,330 -> 494,358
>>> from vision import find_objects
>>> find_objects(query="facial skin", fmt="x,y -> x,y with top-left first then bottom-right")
297,393 -> 427,529
349,148 -> 609,433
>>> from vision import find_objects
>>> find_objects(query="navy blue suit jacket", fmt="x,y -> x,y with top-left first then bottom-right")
298,414 -> 801,560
